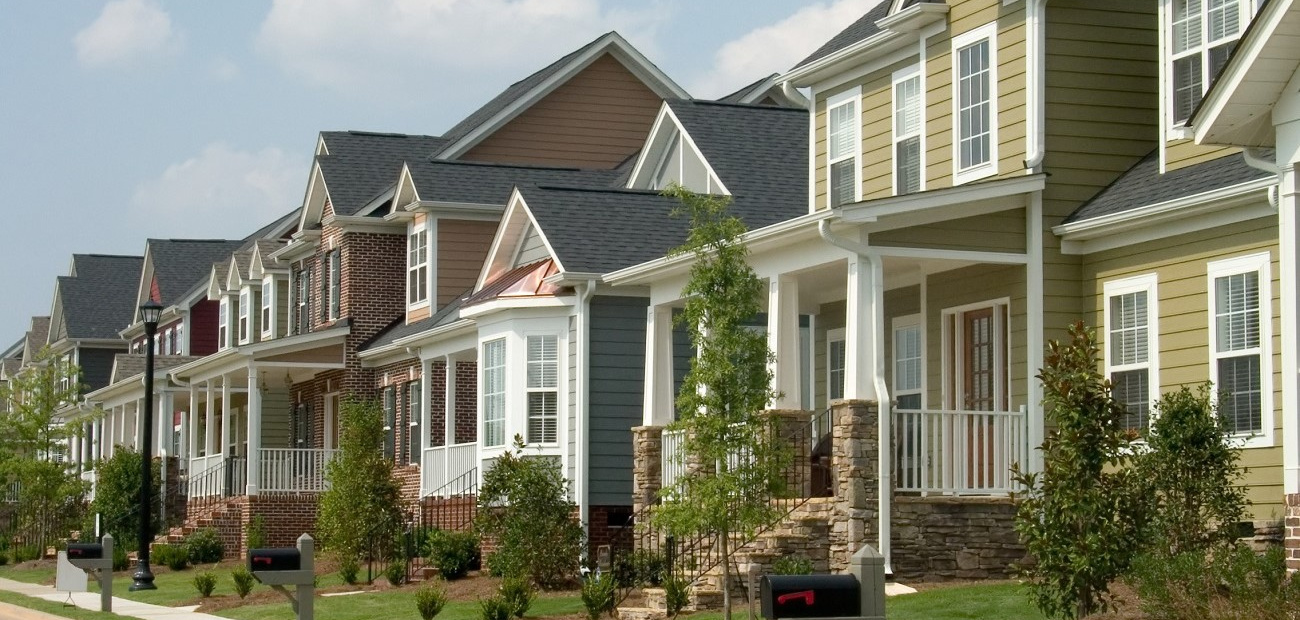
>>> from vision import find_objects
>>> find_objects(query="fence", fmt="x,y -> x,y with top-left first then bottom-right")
893,405 -> 1028,495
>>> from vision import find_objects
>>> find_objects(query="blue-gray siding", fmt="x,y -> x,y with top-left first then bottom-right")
79,347 -> 121,393
587,295 -> 649,507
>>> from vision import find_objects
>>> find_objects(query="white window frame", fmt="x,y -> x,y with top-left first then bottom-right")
175,322 -> 184,355
892,315 -> 924,410
408,225 -> 430,309
1207,252 -> 1273,447
951,23 -> 999,185
238,288 -> 252,345
327,249 -> 341,321
482,338 -> 506,448
826,86 -> 862,209
940,298 -> 1011,411
525,334 -> 559,445
1103,274 -> 1160,433
408,378 -> 422,465
826,328 -> 846,402
261,277 -> 274,340
218,296 -> 230,350
892,65 -> 925,196
1162,0 -> 1252,130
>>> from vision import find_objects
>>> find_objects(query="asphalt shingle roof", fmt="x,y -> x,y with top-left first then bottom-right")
516,186 -> 689,274
718,74 -> 779,104
792,0 -> 894,70
23,317 -> 50,361
58,255 -> 143,340
242,207 -> 301,245
318,131 -> 446,216
148,239 -> 245,307
405,160 -> 622,206
358,291 -> 471,352
1065,149 -> 1275,224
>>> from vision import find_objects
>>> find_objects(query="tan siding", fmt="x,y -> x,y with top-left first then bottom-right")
437,219 -> 497,307
925,264 -> 1029,411
872,209 -> 1027,253
407,305 -> 430,323
1165,140 -> 1240,171
462,54 -> 661,168
1081,216 -> 1283,519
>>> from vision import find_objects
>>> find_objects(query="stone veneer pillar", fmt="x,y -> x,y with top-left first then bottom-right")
632,426 -> 663,516
1287,493 -> 1300,572
829,399 -> 879,572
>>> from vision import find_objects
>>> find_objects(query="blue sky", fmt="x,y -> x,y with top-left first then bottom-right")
0,0 -> 879,343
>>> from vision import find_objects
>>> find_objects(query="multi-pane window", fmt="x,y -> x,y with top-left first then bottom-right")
382,386 -> 397,461
893,67 -> 923,195
408,379 -> 422,465
294,267 -> 311,334
953,24 -> 997,182
175,323 -> 183,355
893,322 -> 923,410
482,339 -> 506,447
218,297 -> 230,349
827,89 -> 859,208
1209,254 -> 1270,437
526,335 -> 558,444
261,279 -> 273,336
408,228 -> 429,306
1169,0 -> 1247,124
328,250 -> 341,321
238,288 -> 252,343
827,330 -> 846,401
1105,276 -> 1158,432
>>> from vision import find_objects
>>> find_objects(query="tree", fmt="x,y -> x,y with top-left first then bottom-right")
318,397 -> 404,561
1012,323 -> 1148,619
88,447 -> 161,550
475,436 -> 584,589
0,347 -> 89,549
651,185 -> 787,620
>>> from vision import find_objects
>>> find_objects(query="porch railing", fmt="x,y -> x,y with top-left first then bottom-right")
186,455 -> 246,499
259,448 -> 339,493
80,470 -> 97,503
660,429 -> 686,492
893,405 -> 1028,495
421,442 -> 476,498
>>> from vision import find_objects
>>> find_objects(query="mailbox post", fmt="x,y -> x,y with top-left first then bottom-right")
759,544 -> 886,620
249,533 -> 314,620
66,533 -> 113,612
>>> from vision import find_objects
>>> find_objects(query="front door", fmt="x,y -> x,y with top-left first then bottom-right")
947,303 -> 1007,490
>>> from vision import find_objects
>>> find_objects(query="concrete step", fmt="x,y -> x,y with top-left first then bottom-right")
616,607 -> 667,620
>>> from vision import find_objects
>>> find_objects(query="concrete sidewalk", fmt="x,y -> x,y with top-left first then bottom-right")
0,577 -> 227,620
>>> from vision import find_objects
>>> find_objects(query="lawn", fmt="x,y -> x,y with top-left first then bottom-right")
0,589 -> 120,619
217,590 -> 585,620
684,582 -> 1047,620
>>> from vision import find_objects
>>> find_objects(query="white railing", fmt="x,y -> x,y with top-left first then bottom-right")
187,454 -> 228,498
893,406 -> 1028,495
259,448 -> 339,493
80,469 -> 97,503
421,442 -> 477,497
661,428 -> 686,492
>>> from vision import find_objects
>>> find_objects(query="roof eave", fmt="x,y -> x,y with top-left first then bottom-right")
782,3 -> 948,87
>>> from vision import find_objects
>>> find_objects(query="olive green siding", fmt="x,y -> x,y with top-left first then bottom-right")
1165,140 -> 1240,172
1081,216 -> 1282,518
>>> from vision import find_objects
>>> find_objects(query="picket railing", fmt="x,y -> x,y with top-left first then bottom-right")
258,448 -> 338,493
187,455 -> 245,498
421,442 -> 476,498
893,405 -> 1028,495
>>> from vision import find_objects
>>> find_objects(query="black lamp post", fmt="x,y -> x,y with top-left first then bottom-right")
130,300 -> 163,591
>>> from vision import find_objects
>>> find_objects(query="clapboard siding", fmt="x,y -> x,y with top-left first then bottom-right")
79,348 -> 120,393
261,387 -> 293,448
437,219 -> 497,306
587,295 -> 649,506
514,225 -> 551,268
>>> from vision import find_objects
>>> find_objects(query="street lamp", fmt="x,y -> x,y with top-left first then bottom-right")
130,299 -> 163,591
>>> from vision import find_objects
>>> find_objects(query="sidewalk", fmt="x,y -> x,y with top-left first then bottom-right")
0,577 -> 227,620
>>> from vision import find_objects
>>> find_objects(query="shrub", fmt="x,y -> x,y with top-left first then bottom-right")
385,560 -> 407,586
663,575 -> 690,618
339,554 -> 360,585
1128,545 -> 1300,620
416,581 -> 449,620
192,570 -> 217,598
232,566 -> 255,599
426,529 -> 479,580
318,398 -> 404,560
184,528 -> 224,564
613,549 -> 666,588
0,553 -> 8,567
475,437 -> 584,588
771,554 -> 813,575
12,545 -> 40,563
500,577 -> 535,618
89,448 -> 161,550
244,516 -> 268,551
479,596 -> 511,620
112,543 -> 128,572
580,572 -> 617,620
153,544 -> 188,571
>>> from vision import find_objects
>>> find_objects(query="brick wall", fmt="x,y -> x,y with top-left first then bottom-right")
1287,493 -> 1300,572
455,361 -> 477,444
242,494 -> 321,557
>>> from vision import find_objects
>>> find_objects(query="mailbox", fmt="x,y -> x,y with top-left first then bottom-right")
760,574 -> 860,620
66,543 -> 103,562
249,548 -> 301,572
249,534 -> 315,620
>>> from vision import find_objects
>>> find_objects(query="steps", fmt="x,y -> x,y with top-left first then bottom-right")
156,495 -> 244,557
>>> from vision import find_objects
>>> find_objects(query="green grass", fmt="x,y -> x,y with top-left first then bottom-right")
686,582 -> 1046,620
0,564 -> 58,585
217,591 -> 584,620
0,589 -> 120,619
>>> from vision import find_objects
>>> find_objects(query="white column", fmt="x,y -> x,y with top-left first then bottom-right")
134,398 -> 144,451
220,375 -> 231,457
844,255 -> 881,401
768,275 -> 801,409
159,392 -> 174,457
246,366 -> 262,496
81,421 -> 91,465
420,357 -> 433,451
1027,192 -> 1046,475
642,305 -> 675,425
92,417 -> 102,461
445,356 -> 455,451
1279,162 -> 1299,495
205,382 -> 216,457
104,409 -> 114,459
187,384 -> 198,466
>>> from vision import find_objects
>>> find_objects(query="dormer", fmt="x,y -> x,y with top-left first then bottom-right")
626,101 -> 729,194
250,240 -> 290,341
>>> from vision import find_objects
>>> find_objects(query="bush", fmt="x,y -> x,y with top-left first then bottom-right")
771,554 -> 813,575
153,544 -> 188,571
318,398 -> 404,560
232,566 -> 255,599
0,553 -> 8,567
426,529 -> 479,580
385,560 -> 407,586
500,577 -> 535,618
339,554 -> 360,585
613,549 -> 666,588
479,596 -> 511,620
416,581 -> 449,620
112,543 -> 128,572
663,575 -> 690,618
475,437 -> 584,588
580,572 -> 617,620
89,448 -> 161,550
245,516 -> 268,551
185,528 -> 224,564
12,545 -> 40,564
192,571 -> 217,598
1128,545 -> 1300,620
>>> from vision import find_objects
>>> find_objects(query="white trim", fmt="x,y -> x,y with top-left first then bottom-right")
481,337 -> 507,448
826,86 -> 863,209
940,298 -> 1011,411
891,314 -> 924,409
1102,274 -> 1160,432
892,64 -> 925,195
260,277 -> 275,340
1207,251 -> 1274,448
952,23 -> 999,185
218,297 -> 231,351
238,287 -> 253,345
827,327 -> 846,403
1161,0 -> 1254,133
407,222 -> 431,310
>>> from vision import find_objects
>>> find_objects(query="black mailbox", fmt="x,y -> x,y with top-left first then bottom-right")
249,548 -> 300,572
760,574 -> 860,619
67,544 -> 103,561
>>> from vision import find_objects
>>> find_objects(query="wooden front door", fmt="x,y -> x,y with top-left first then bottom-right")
963,307 -> 996,411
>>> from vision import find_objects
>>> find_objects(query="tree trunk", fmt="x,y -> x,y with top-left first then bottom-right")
721,526 -> 731,620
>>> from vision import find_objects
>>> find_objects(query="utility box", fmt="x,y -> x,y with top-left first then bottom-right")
760,574 -> 860,619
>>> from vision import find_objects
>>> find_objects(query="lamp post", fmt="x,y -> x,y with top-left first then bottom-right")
131,300 -> 163,591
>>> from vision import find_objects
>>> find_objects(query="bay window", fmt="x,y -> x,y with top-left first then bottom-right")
482,339 -> 506,447
526,335 -> 558,444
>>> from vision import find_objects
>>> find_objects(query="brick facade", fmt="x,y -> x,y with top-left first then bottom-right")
241,494 -> 321,557
1287,493 -> 1300,572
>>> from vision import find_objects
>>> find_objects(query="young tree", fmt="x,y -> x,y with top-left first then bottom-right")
0,347 -> 89,549
1012,323 -> 1148,619
318,397 -> 404,561
88,447 -> 161,549
652,185 -> 787,620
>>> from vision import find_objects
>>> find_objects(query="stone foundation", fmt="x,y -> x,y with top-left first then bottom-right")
1286,493 -> 1300,572
632,426 -> 663,515
891,495 -> 1023,581
829,400 -> 878,570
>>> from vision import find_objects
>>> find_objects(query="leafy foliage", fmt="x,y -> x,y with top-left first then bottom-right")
244,515 -> 268,551
192,570 -> 217,597
1011,323 -> 1148,619
580,572 -> 617,620
231,566 -> 255,599
771,554 -> 813,575
612,549 -> 666,588
475,437 -> 584,589
153,544 -> 188,571
651,185 -> 787,619
1128,545 -> 1300,620
425,529 -> 479,580
318,398 -> 404,560
184,527 -> 224,564
338,554 -> 360,585
478,596 -> 511,620
499,576 -> 535,618
416,581 -> 449,620
663,575 -> 690,618
385,560 -> 408,586
89,447 -> 161,551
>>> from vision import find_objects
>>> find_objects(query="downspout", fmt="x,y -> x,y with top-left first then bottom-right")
817,220 -> 893,575
576,280 -> 598,532
1243,147 -> 1281,207
1023,0 -> 1048,172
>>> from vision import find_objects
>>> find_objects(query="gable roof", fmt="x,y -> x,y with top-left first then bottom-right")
1064,149 -> 1274,224
244,207 -> 301,244
145,239 -> 245,308
357,290 -> 471,353
55,255 -> 143,341
22,317 -> 50,363
716,74 -> 808,107
791,0 -> 894,70
109,354 -> 203,384
432,31 -> 688,160
402,159 -> 622,207
313,131 -> 446,219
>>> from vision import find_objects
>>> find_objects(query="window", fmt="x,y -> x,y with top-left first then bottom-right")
943,301 -> 1009,411
526,335 -> 558,444
893,319 -> 923,410
408,379 -> 422,465
1104,275 -> 1159,432
408,227 -> 429,306
327,250 -> 341,321
827,329 -> 846,401
238,288 -> 251,344
294,267 -> 311,334
175,322 -> 184,355
1169,0 -> 1248,125
893,66 -> 923,195
261,279 -> 273,337
1208,253 -> 1271,440
482,339 -> 506,447
383,386 -> 396,461
218,297 -> 230,349
827,88 -> 860,208
952,24 -> 998,184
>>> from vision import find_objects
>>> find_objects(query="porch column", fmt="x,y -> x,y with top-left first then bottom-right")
160,391 -> 174,457
768,275 -> 801,409
92,416 -> 102,461
1279,161 -> 1299,496
187,384 -> 198,466
220,375 -> 231,456
205,382 -> 215,456
104,409 -> 113,459
444,355 -> 456,446
419,357 -> 433,497
134,398 -> 144,451
246,366 -> 262,496
80,421 -> 91,465
844,254 -> 883,402
643,305 -> 675,426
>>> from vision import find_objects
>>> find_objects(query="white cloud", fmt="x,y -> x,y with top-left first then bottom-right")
687,0 -> 883,98
73,0 -> 182,68
131,144 -> 305,238
255,0 -> 666,98
209,57 -> 240,82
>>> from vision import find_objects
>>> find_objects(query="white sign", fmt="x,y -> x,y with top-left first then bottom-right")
55,551 -> 88,593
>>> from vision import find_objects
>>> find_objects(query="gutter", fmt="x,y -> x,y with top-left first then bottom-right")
1023,0 -> 1047,172
1243,148 -> 1280,207
576,279 -> 597,535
